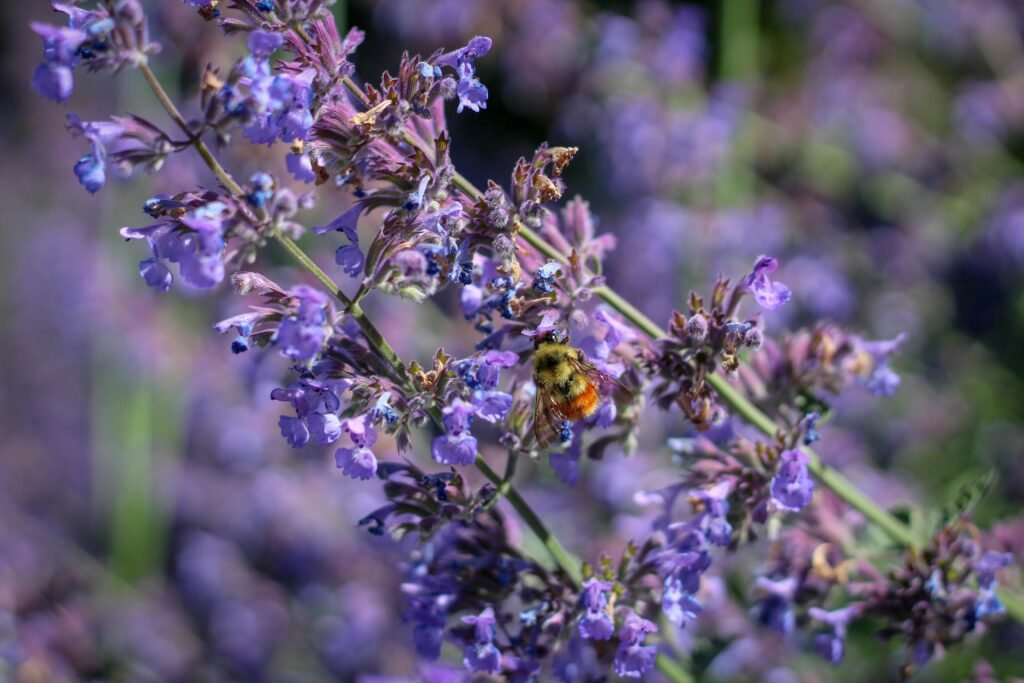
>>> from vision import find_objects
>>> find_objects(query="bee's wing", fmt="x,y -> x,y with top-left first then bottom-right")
533,389 -> 563,449
568,356 -> 633,403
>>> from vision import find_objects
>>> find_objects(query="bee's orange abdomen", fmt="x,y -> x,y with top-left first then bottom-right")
556,382 -> 600,421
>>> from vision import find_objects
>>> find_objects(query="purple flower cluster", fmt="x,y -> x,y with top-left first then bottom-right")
32,0 -> 155,103
26,1 -> 1023,679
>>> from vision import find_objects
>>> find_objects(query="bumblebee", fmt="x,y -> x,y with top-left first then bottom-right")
531,331 -> 630,447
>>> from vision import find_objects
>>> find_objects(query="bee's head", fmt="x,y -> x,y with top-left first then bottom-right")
533,328 -> 567,348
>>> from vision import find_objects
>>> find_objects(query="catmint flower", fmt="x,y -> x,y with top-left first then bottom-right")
343,414 -> 378,449
307,412 -> 342,444
33,2 -> 155,103
974,551 -> 1013,618
31,23 -> 85,102
808,605 -> 860,664
770,449 -> 814,512
577,579 -> 614,640
431,398 -> 478,466
276,285 -> 329,361
743,255 -> 791,310
270,377 -> 347,449
453,350 -> 517,424
461,606 -> 501,673
859,333 -> 907,397
140,257 -> 172,292
753,576 -> 798,634
800,411 -> 822,445
532,261 -> 562,292
121,199 -> 231,290
690,482 -> 733,547
286,152 -> 316,182
662,577 -> 702,627
335,447 -> 377,480
316,204 -> 366,276
436,36 -> 492,114
613,611 -> 658,678
246,171 -> 274,209
549,443 -> 581,485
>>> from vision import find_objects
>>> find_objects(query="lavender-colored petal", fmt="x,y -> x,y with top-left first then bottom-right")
33,62 -> 74,102
335,244 -> 365,277
308,412 -> 342,444
431,433 -> 477,466
286,152 -> 316,183
335,447 -> 377,480
140,258 -> 172,292
279,415 -> 309,448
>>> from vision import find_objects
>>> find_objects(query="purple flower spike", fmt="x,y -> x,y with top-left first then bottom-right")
770,449 -> 814,512
743,255 -> 791,310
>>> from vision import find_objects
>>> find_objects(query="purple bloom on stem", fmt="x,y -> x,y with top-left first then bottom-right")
335,244 -> 365,277
613,611 -> 658,678
770,449 -> 814,512
432,433 -> 477,466
342,414 -> 378,448
973,550 -> 1013,617
335,447 -> 377,480
975,551 -> 1013,590
33,62 -> 75,102
800,411 -> 822,445
461,606 -> 501,674
30,23 -> 87,102
140,258 -> 172,292
248,30 -> 284,58
865,364 -> 900,397
808,605 -> 859,665
470,390 -> 513,423
743,255 -> 791,310
860,333 -> 907,397
307,412 -> 342,444
435,36 -> 492,114
690,481 -> 733,546
549,449 -> 581,486
753,576 -> 798,634
455,65 -> 488,114
436,36 -> 493,71
279,415 -> 310,448
431,398 -> 478,466
276,286 -> 329,361
662,577 -> 702,627
286,152 -> 316,182
577,579 -> 614,640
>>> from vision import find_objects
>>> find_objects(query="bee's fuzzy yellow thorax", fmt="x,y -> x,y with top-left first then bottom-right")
533,341 -> 578,388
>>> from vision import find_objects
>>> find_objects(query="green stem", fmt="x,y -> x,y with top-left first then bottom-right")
139,62 -> 245,196
656,654 -> 696,683
476,457 -> 582,586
